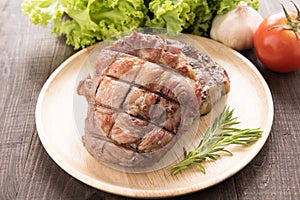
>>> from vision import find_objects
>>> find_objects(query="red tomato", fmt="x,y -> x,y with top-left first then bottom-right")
254,10 -> 300,73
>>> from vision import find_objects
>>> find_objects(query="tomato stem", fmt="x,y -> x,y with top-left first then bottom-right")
268,2 -> 300,40
281,3 -> 293,23
291,1 -> 300,21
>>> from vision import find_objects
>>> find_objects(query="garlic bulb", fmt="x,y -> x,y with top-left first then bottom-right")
210,1 -> 263,51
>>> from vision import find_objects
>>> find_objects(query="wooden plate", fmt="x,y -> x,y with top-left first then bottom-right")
35,35 -> 273,198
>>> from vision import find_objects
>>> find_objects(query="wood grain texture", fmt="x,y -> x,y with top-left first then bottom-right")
234,54 -> 300,199
0,0 -> 299,199
33,35 -> 273,198
0,0 -> 75,199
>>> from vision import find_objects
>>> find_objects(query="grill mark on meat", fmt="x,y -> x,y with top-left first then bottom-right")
84,133 -> 151,157
88,132 -> 115,144
102,72 -> 180,106
150,97 -> 181,133
94,107 -> 115,138
83,134 -> 164,168
86,104 -> 178,156
95,51 -> 193,105
166,38 -> 230,94
94,73 -> 191,134
99,112 -> 175,153
105,74 -> 179,105
91,133 -> 145,154
108,32 -> 197,80
94,49 -> 120,76
95,76 -> 131,109
122,86 -> 182,133
138,128 -> 174,153
91,48 -> 203,111
122,86 -> 159,120
103,52 -> 145,82
93,99 -> 178,135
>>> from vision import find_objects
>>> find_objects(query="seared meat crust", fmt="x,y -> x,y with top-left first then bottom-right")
78,32 -> 230,168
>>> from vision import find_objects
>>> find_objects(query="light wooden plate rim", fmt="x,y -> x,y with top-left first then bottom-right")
35,34 -> 274,198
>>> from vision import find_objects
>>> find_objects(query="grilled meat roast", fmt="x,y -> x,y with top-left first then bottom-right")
77,32 -> 230,170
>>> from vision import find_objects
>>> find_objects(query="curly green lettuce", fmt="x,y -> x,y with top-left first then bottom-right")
145,0 -> 210,35
22,0 -> 147,49
21,0 -> 259,49
145,0 -> 199,33
147,0 -> 259,36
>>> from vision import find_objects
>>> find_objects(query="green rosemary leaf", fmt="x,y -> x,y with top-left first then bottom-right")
194,163 -> 206,174
171,105 -> 262,175
221,149 -> 233,156
224,127 -> 242,131
211,154 -> 221,159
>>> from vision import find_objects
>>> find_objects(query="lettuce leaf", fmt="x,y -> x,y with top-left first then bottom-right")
147,0 -> 259,36
21,0 -> 259,49
22,0 -> 147,49
145,0 -> 199,33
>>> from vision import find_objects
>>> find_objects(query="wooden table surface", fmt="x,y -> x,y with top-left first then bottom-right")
1,0 -> 299,199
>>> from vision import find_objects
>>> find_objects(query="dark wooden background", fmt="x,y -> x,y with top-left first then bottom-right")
0,0 -> 299,199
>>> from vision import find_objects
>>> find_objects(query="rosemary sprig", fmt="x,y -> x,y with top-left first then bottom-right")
171,105 -> 263,175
